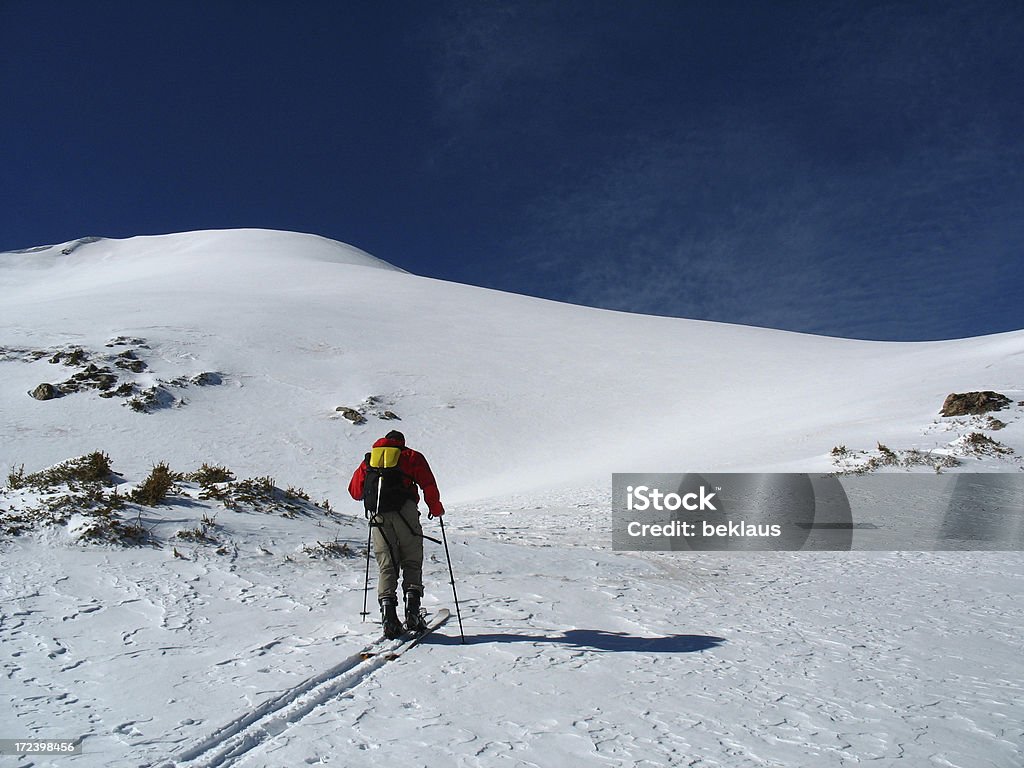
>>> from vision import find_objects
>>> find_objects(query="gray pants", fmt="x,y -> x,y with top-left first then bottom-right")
370,498 -> 424,602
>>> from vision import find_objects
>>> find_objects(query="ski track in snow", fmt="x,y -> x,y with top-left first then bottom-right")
4,490 -> 1019,768
158,634 -> 399,768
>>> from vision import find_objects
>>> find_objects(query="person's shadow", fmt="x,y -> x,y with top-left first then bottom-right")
427,628 -> 725,653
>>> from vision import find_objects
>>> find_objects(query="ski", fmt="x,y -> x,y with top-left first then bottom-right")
360,608 -> 451,660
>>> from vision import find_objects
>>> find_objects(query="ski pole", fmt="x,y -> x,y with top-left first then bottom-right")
360,517 -> 372,620
438,516 -> 465,644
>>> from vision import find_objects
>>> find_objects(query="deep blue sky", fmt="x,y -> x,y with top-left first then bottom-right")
2,1 -> 1022,340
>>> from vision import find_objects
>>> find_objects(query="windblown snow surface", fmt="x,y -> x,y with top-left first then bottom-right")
1,229 -> 1022,767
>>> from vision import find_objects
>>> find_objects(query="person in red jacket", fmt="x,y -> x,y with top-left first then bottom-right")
348,430 -> 445,637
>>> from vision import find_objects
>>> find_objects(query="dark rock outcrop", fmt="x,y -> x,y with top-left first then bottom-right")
940,391 -> 1012,417
30,383 -> 60,400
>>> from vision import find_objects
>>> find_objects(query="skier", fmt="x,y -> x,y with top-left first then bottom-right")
348,430 -> 445,638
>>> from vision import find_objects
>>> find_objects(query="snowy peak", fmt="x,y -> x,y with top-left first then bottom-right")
0,228 -> 403,283
1,229 -> 410,317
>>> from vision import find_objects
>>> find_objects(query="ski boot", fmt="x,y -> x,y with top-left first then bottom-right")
404,589 -> 428,632
380,596 -> 404,639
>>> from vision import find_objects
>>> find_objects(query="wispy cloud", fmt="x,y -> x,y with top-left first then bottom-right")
424,3 -> 587,136
514,116 -> 1023,339
499,4 -> 1024,340
419,2 -> 1024,340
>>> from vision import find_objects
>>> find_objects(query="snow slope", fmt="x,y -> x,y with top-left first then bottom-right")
3,229 -> 1023,501
1,229 -> 1022,767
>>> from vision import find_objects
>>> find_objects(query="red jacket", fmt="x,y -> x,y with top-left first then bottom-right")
348,436 -> 445,517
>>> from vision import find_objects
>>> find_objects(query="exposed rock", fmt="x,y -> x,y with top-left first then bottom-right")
30,383 -> 60,400
59,236 -> 103,256
115,354 -> 147,373
9,337 -> 218,413
940,391 -> 1012,417
127,385 -> 177,413
65,348 -> 87,366
124,360 -> 147,373
336,406 -> 367,424
381,410 -> 401,420
64,365 -> 118,391
106,336 -> 149,348
0,346 -> 45,362
191,372 -> 222,386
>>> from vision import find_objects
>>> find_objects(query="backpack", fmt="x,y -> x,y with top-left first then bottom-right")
362,445 -> 414,515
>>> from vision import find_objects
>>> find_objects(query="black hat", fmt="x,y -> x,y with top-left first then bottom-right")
384,430 -> 405,444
